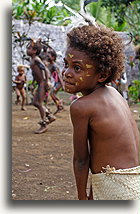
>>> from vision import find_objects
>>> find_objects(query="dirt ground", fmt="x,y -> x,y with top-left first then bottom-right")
12,91 -> 140,200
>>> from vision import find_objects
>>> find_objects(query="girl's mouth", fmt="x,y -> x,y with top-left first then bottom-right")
63,80 -> 75,86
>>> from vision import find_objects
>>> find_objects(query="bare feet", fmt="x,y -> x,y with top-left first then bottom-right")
47,114 -> 56,124
21,107 -> 26,111
15,100 -> 21,105
34,125 -> 48,134
54,106 -> 64,115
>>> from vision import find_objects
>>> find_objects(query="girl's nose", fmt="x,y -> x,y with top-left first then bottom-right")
64,68 -> 72,77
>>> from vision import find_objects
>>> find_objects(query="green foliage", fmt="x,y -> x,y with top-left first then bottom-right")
124,0 -> 140,45
12,0 -> 140,43
100,0 -> 140,44
128,80 -> 140,103
28,80 -> 38,89
12,0 -> 71,25
87,0 -> 127,31
101,0 -> 136,19
85,0 -> 139,44
41,6 -> 70,25
88,0 -> 102,21
54,0 -> 80,11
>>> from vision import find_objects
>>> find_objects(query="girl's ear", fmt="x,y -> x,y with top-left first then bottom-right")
98,73 -> 110,83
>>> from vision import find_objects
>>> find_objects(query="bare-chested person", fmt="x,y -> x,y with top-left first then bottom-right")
40,45 -> 64,114
63,23 -> 140,200
13,65 -> 27,110
26,39 -> 56,134
47,50 -> 64,114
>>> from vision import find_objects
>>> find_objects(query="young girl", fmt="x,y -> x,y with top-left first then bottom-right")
13,65 -> 27,110
63,23 -> 140,200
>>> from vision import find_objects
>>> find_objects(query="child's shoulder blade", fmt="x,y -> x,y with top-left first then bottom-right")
70,96 -> 88,116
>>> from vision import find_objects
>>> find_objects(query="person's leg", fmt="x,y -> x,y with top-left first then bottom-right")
35,85 -> 56,123
42,90 -> 56,123
20,88 -> 26,110
50,88 -> 60,105
15,88 -> 21,105
44,91 -> 49,107
33,84 -> 48,134
45,107 -> 56,123
50,83 -> 64,114
33,84 -> 46,120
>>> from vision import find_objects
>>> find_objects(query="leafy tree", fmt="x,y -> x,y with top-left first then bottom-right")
101,0 -> 136,24
128,80 -> 140,103
85,0 -> 139,44
55,0 -> 80,11
86,0 -> 127,31
101,0 -> 140,44
12,0 -> 71,25
123,0 -> 140,44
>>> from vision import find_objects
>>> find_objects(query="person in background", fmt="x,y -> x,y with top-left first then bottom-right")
47,50 -> 64,115
115,72 -> 128,101
12,65 -> 27,110
26,39 -> 56,134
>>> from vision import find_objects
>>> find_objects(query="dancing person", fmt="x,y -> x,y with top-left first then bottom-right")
47,50 -> 64,114
26,39 -> 56,134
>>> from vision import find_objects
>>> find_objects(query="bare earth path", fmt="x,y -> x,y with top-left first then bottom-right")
12,92 -> 78,200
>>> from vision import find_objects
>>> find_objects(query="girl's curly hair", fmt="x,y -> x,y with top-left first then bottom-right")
67,24 -> 125,83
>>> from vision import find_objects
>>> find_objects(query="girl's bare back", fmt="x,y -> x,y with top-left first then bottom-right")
83,86 -> 139,173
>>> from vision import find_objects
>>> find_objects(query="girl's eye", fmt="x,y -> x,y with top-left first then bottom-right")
74,65 -> 81,72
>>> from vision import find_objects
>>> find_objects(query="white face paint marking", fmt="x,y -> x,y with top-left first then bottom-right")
79,77 -> 84,81
86,64 -> 93,68
68,53 -> 74,58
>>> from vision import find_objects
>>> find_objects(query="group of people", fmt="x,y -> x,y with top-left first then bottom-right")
13,19 -> 140,200
13,39 -> 64,134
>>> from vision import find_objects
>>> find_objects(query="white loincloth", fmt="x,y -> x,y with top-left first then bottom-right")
91,165 -> 140,200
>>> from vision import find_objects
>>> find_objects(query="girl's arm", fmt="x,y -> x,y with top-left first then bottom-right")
12,76 -> 21,84
24,74 -> 27,83
70,99 -> 90,200
35,58 -> 48,81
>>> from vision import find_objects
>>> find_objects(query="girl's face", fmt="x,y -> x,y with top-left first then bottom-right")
47,52 -> 54,62
63,47 -> 100,95
26,44 -> 36,56
18,67 -> 25,75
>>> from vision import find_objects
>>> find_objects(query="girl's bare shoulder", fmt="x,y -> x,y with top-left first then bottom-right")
70,96 -> 93,117
34,56 -> 42,63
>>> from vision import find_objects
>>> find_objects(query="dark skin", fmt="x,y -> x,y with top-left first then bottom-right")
26,43 -> 48,120
13,67 -> 27,110
63,47 -> 139,200
47,52 -> 64,111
